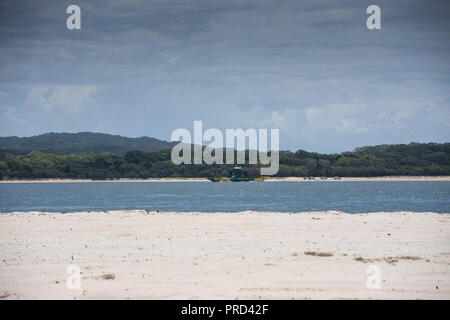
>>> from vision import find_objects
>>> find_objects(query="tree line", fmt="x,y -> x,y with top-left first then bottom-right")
0,142 -> 449,179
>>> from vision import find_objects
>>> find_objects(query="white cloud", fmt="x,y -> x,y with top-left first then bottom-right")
305,107 -> 321,124
234,105 -> 290,129
0,105 -> 34,130
303,103 -> 368,132
25,85 -> 97,113
0,90 -> 8,98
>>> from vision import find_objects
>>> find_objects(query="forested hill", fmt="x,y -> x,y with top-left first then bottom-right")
0,132 -> 176,155
0,142 -> 449,179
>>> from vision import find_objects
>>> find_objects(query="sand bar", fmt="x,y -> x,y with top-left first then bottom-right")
1,176 -> 450,183
0,210 -> 449,299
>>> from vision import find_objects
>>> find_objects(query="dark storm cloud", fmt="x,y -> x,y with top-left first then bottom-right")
0,0 -> 449,152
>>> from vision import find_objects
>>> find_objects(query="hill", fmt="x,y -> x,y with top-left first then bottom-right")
0,132 -> 176,155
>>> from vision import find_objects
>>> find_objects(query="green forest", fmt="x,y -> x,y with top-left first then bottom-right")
0,142 -> 449,179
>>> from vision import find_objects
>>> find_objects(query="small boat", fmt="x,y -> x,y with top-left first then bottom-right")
207,167 -> 267,182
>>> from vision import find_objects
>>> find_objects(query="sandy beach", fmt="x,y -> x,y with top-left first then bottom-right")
0,210 -> 449,299
1,176 -> 449,183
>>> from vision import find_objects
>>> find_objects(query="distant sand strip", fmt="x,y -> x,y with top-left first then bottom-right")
1,176 -> 450,183
0,210 -> 449,299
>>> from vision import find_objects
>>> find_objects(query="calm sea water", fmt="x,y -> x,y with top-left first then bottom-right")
1,181 -> 449,213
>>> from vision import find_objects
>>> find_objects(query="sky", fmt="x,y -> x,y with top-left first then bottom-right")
0,0 -> 449,153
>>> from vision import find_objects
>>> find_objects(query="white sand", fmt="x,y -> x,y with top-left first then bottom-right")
0,210 -> 449,300
267,176 -> 450,182
1,176 -> 449,183
0,178 -> 210,183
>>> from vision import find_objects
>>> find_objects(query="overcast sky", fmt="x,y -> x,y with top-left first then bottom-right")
0,0 -> 449,153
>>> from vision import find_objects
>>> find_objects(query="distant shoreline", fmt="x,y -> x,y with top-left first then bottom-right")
1,176 -> 450,183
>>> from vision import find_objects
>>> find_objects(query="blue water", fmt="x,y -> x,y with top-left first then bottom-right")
0,181 -> 449,213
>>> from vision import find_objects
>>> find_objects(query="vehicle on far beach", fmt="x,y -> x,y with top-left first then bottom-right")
207,167 -> 267,182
